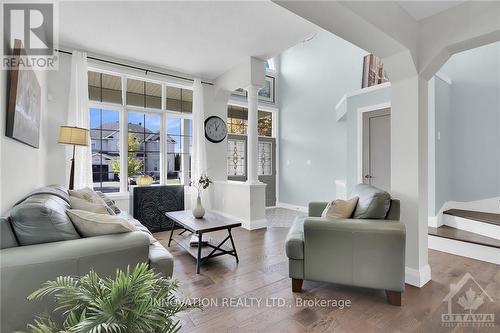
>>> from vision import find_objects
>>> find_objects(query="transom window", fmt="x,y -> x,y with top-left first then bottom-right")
226,105 -> 273,137
126,79 -> 162,109
88,72 -> 122,104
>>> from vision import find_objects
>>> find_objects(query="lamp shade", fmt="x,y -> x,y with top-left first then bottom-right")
58,126 -> 89,146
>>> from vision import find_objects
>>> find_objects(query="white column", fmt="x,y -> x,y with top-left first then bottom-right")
246,85 -> 260,184
391,75 -> 430,287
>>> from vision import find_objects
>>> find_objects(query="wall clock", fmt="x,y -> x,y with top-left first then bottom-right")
204,116 -> 227,143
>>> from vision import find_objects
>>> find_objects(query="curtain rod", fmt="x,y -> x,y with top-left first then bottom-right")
54,49 -> 213,86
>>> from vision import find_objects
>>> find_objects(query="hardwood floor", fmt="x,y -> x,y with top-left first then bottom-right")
154,225 -> 500,333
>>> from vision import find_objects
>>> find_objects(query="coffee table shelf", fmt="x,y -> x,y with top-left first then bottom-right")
170,231 -> 234,260
165,210 -> 241,273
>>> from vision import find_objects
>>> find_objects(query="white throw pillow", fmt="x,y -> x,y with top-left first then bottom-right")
321,197 -> 359,219
69,196 -> 113,215
69,187 -> 115,215
66,209 -> 156,244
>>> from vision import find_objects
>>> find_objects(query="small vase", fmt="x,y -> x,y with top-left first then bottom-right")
192,195 -> 205,219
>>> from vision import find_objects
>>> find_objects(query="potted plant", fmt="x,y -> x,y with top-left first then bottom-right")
191,175 -> 212,219
20,263 -> 196,333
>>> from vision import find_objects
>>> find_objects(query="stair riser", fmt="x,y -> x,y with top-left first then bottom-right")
429,235 -> 500,265
443,215 -> 500,240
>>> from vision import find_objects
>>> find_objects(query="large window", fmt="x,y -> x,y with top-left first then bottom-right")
90,108 -> 121,193
88,70 -> 193,193
166,117 -> 192,184
226,105 -> 273,137
128,112 -> 161,184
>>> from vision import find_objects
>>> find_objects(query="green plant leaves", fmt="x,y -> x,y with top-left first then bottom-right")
22,263 -> 196,333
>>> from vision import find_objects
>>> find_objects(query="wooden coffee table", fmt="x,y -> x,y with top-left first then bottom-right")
165,210 -> 241,273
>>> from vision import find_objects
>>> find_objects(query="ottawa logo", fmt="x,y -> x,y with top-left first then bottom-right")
441,272 -> 495,328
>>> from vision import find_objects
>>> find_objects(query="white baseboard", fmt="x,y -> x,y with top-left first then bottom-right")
212,210 -> 267,231
276,202 -> 308,213
405,264 -> 431,287
429,235 -> 500,265
428,215 -> 439,227
443,215 -> 500,240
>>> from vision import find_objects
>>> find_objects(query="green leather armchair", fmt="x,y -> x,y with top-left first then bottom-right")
285,198 -> 405,306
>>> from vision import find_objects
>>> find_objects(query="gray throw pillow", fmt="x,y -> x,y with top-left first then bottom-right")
350,184 -> 391,219
96,191 -> 121,214
10,194 -> 81,245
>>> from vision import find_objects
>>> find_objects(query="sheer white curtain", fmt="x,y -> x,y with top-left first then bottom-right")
189,78 -> 210,208
66,51 -> 93,189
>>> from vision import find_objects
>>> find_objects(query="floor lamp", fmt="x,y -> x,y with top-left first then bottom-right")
58,126 -> 89,190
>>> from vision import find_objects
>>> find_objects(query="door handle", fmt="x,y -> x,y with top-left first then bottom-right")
364,174 -> 374,179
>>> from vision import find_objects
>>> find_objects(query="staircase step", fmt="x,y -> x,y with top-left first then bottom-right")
428,226 -> 500,264
444,209 -> 500,227
428,226 -> 500,249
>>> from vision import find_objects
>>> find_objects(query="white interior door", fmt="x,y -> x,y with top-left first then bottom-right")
362,108 -> 391,192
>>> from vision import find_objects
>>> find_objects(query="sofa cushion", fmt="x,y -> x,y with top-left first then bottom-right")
351,184 -> 391,219
0,218 -> 18,249
69,188 -> 115,214
285,216 -> 305,260
149,241 -> 174,277
14,185 -> 70,206
10,194 -> 80,245
321,197 -> 359,219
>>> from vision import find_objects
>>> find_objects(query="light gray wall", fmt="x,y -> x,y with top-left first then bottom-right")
432,77 -> 452,214
433,41 -> 500,209
278,31 -> 368,207
345,86 -> 391,194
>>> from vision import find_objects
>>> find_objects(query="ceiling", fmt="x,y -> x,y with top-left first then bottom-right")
398,1 -> 467,21
59,1 -> 318,80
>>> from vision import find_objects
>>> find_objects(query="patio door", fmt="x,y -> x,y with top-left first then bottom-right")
227,134 -> 276,206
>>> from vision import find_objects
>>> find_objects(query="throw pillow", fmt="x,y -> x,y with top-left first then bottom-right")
69,196 -> 113,215
96,191 -> 121,214
66,210 -> 156,244
321,197 -> 359,219
350,184 -> 391,219
69,187 -> 115,215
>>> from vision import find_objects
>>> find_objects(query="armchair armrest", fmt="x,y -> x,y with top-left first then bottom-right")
308,202 -> 328,217
303,218 -> 406,292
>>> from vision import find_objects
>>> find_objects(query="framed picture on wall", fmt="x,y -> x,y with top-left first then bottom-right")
6,39 -> 41,148
258,75 -> 275,103
361,54 -> 389,88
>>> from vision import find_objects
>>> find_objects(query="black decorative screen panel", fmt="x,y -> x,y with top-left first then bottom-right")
131,185 -> 184,232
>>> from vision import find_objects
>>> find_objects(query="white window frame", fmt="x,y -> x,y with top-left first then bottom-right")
88,65 -> 193,197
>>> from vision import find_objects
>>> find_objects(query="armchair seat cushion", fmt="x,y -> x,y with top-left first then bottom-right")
285,216 -> 305,260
